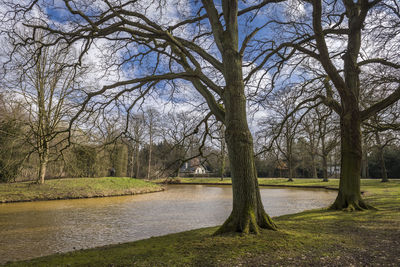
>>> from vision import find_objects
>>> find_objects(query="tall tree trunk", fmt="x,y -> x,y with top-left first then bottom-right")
375,132 -> 388,182
220,155 -> 226,181
311,0 -> 373,210
220,131 -> 226,181
135,142 -> 140,178
287,156 -> 293,182
38,150 -> 48,184
176,164 -> 181,178
147,128 -> 152,180
201,0 -> 276,234
215,49 -> 276,234
311,153 -> 318,179
216,96 -> 276,233
322,153 -> 329,182
129,144 -> 135,178
361,138 -> 369,178
330,111 -> 370,210
378,147 -> 388,182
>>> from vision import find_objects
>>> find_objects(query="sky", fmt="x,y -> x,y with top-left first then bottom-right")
1,0 -> 399,145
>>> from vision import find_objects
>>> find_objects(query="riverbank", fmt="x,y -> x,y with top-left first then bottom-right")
4,180 -> 399,266
0,177 -> 163,203
161,177 -> 341,189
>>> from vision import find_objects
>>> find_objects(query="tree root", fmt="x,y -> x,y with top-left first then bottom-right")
214,209 -> 277,235
329,196 -> 376,211
257,210 -> 278,231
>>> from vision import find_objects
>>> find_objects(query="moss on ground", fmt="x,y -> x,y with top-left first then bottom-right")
4,179 -> 400,266
0,177 -> 163,203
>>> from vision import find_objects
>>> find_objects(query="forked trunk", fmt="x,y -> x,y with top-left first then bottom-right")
330,111 -> 372,210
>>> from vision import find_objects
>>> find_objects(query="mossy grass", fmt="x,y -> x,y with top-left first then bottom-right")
4,179 -> 400,266
0,177 -> 163,203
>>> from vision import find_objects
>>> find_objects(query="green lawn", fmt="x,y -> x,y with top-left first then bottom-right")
5,179 -> 400,266
0,177 -> 163,203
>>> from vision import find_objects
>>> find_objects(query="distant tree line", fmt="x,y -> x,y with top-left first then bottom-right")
1,91 -> 399,183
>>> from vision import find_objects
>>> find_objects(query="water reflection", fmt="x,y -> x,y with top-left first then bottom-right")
0,185 -> 336,263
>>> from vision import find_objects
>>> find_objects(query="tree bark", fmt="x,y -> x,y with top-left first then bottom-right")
200,0 -> 276,234
215,45 -> 276,234
38,150 -> 48,184
216,94 -> 276,233
330,111 -> 371,210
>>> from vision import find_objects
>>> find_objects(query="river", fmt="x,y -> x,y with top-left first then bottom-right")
0,185 -> 336,263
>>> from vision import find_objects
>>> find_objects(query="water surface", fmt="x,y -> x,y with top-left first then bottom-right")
0,185 -> 336,263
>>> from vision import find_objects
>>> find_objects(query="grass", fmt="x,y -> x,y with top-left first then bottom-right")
4,179 -> 400,266
0,177 -> 163,203
163,177 -> 399,189
171,177 -> 341,187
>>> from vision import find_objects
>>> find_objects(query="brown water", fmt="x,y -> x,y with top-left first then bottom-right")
0,185 -> 336,263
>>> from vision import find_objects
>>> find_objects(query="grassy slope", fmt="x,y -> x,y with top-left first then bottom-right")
0,177 -> 162,203
5,179 -> 400,266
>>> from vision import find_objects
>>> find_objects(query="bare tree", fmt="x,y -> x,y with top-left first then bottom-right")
4,29 -> 84,184
259,89 -> 301,181
265,0 -> 400,210
161,111 -> 201,177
